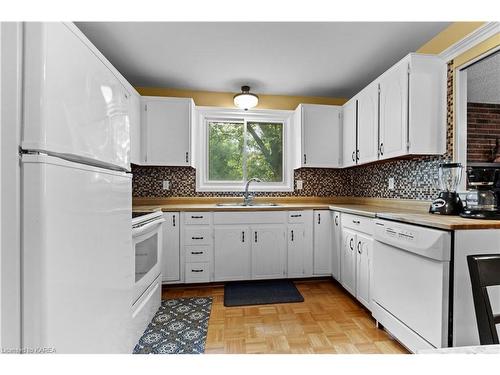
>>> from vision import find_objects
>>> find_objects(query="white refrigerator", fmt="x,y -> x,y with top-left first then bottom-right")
20,23 -> 135,353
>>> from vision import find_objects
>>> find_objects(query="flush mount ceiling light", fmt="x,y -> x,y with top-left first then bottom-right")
233,85 -> 259,110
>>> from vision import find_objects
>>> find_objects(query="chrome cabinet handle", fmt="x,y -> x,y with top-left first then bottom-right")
172,214 -> 176,227
357,241 -> 362,254
318,213 -> 321,225
191,269 -> 203,273
290,214 -> 302,218
254,231 -> 258,243
335,216 -> 339,226
191,236 -> 204,240
291,230 -> 294,242
349,238 -> 354,250
380,143 -> 384,156
185,151 -> 189,163
191,215 -> 204,219
352,220 -> 360,224
352,151 -> 355,162
191,251 -> 203,255
303,154 -> 307,164
356,150 -> 360,161
242,231 -> 245,243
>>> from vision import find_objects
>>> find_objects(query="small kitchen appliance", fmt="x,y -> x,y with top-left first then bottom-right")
460,166 -> 500,219
429,162 -> 464,215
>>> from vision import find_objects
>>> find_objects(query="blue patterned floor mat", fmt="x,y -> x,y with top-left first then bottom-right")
133,297 -> 212,354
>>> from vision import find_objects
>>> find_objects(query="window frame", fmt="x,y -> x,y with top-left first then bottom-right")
195,107 -> 294,192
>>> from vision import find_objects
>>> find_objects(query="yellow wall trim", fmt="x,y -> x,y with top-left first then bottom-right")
417,22 -> 486,55
135,87 -> 347,110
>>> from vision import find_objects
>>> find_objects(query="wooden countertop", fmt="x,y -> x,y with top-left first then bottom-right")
132,197 -> 500,230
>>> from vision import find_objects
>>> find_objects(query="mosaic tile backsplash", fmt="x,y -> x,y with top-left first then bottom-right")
133,62 -> 454,201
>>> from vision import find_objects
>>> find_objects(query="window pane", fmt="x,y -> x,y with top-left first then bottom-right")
246,122 -> 283,182
208,121 -> 244,181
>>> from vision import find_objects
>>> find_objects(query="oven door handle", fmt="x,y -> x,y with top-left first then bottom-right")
132,218 -> 165,237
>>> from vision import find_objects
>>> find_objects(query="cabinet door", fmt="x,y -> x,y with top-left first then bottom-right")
252,225 -> 286,279
341,228 -> 357,296
161,212 -> 180,282
356,233 -> 372,309
143,97 -> 191,166
379,61 -> 408,160
288,224 -> 307,278
129,90 -> 142,165
342,98 -> 357,167
331,212 -> 341,280
214,226 -> 251,281
357,83 -> 379,164
301,104 -> 342,168
313,210 -> 332,275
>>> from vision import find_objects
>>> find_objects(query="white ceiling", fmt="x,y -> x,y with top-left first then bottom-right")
467,51 -> 500,104
76,22 -> 450,98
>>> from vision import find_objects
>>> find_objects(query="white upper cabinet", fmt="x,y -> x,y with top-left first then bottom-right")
341,53 -> 446,167
356,83 -> 379,164
378,60 -> 408,160
378,54 -> 446,161
342,98 -> 357,167
141,96 -> 194,166
23,23 -> 131,171
294,104 -> 342,168
129,89 -> 142,165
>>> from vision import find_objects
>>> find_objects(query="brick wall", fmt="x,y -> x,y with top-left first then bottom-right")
467,102 -> 500,163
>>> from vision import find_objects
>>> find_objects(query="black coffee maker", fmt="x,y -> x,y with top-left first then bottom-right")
460,166 -> 500,219
429,163 -> 464,215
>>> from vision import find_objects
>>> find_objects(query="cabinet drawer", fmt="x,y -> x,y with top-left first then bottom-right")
184,212 -> 210,225
185,262 -> 210,283
184,228 -> 211,245
288,211 -> 305,223
185,246 -> 211,262
341,213 -> 373,235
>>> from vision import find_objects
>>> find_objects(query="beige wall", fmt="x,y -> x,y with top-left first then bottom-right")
417,22 -> 486,55
136,87 -> 347,110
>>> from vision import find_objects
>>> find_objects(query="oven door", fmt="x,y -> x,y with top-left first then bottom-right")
132,218 -> 164,304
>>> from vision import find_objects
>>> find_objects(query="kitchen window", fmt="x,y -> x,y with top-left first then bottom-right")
196,108 -> 293,192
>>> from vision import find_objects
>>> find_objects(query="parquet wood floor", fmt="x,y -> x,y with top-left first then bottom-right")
162,279 -> 409,354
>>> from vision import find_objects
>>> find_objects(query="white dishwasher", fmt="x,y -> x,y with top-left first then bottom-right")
372,219 -> 452,353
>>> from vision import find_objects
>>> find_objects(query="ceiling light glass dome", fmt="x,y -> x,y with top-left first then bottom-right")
233,86 -> 259,110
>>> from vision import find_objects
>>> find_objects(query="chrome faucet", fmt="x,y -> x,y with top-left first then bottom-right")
243,178 -> 261,205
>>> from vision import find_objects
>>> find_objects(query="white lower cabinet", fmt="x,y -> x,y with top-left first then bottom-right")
331,211 -> 341,280
340,213 -> 374,310
161,212 -> 180,283
214,226 -> 251,281
355,232 -> 372,309
288,224 -> 308,278
341,228 -> 357,295
313,210 -> 332,275
252,225 -> 286,279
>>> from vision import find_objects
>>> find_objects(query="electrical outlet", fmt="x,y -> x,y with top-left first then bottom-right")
162,180 -> 170,191
388,177 -> 395,191
296,180 -> 303,190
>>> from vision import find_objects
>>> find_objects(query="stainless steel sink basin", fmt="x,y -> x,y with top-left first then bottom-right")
216,202 -> 280,207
